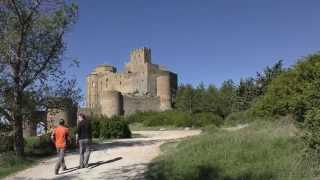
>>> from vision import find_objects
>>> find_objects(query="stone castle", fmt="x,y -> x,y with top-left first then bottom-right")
85,47 -> 178,117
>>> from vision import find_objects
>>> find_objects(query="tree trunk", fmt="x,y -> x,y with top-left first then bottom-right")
14,114 -> 24,157
14,89 -> 25,157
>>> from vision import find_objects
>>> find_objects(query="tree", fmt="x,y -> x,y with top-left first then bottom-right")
193,82 -> 207,113
0,0 -> 79,157
218,80 -> 237,118
251,53 -> 320,121
204,84 -> 220,114
234,77 -> 259,111
250,53 -> 320,155
256,60 -> 285,96
175,84 -> 196,113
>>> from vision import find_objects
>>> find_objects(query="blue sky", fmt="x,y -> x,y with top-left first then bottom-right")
65,0 -> 320,96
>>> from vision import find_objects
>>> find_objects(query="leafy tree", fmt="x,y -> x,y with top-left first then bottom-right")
217,80 -> 237,118
175,84 -> 196,113
0,0 -> 79,157
204,84 -> 220,114
256,60 -> 286,96
234,77 -> 259,111
193,82 -> 207,113
251,54 -> 320,122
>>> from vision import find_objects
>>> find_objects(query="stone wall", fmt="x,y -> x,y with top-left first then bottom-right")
123,95 -> 160,116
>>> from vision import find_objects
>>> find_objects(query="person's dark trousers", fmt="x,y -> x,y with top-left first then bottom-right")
55,148 -> 67,174
79,139 -> 91,168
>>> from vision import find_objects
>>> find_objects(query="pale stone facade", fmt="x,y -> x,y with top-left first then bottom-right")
86,47 -> 178,117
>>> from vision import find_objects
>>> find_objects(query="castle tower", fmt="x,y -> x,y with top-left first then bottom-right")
86,65 -> 117,110
130,47 -> 151,64
86,74 -> 98,109
100,90 -> 123,117
157,75 -> 172,111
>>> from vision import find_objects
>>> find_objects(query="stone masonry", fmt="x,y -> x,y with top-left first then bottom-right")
86,47 -> 178,117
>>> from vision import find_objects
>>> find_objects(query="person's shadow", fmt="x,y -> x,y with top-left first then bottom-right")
88,157 -> 123,169
58,157 -> 123,175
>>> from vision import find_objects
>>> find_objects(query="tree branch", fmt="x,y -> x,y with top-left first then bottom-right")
10,0 -> 23,25
22,32 -> 64,89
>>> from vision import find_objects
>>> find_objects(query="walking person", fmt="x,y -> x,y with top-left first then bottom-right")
76,113 -> 92,168
51,119 -> 70,175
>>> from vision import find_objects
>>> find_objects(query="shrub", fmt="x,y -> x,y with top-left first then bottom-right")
25,134 -> 55,156
126,111 -> 226,128
303,108 -> 320,158
250,53 -> 320,123
167,111 -> 193,127
99,116 -> 131,139
89,115 -> 132,139
0,152 -> 34,178
91,119 -> 101,138
0,135 -> 14,153
24,129 -> 77,156
68,127 -> 78,149
126,111 -> 198,127
224,111 -> 253,126
192,112 -> 223,127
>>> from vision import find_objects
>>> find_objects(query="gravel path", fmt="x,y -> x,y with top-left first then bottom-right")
6,130 -> 201,180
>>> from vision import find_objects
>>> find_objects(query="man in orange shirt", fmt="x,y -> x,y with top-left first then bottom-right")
51,119 -> 70,175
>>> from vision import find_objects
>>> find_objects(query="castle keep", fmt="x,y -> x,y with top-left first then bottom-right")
86,48 -> 178,117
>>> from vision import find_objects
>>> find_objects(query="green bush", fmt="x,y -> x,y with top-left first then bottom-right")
224,111 -> 253,126
91,119 -> 101,138
192,112 -> 223,127
68,127 -> 78,149
303,108 -> 320,158
0,152 -> 34,178
0,135 -> 14,153
137,111 -> 193,127
251,53 -> 320,122
89,115 -> 132,139
24,128 -> 77,156
127,111 -> 222,127
99,116 -> 131,139
25,134 -> 55,156
167,111 -> 193,127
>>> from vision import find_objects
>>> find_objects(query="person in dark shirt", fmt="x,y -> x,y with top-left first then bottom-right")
76,113 -> 92,168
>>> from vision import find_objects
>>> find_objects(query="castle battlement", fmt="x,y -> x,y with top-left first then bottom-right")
130,47 -> 151,64
86,48 -> 178,117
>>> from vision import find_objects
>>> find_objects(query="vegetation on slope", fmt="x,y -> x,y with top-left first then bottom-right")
146,118 -> 318,180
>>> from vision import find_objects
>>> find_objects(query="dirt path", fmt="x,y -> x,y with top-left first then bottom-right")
6,130 -> 201,180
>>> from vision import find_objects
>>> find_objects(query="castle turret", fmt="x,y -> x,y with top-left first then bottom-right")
100,90 -> 123,117
130,47 -> 151,64
86,74 -> 98,109
157,75 -> 172,111
94,65 -> 117,74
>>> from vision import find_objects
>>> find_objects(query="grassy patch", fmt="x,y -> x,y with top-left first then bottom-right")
0,153 -> 35,179
146,121 -> 317,180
